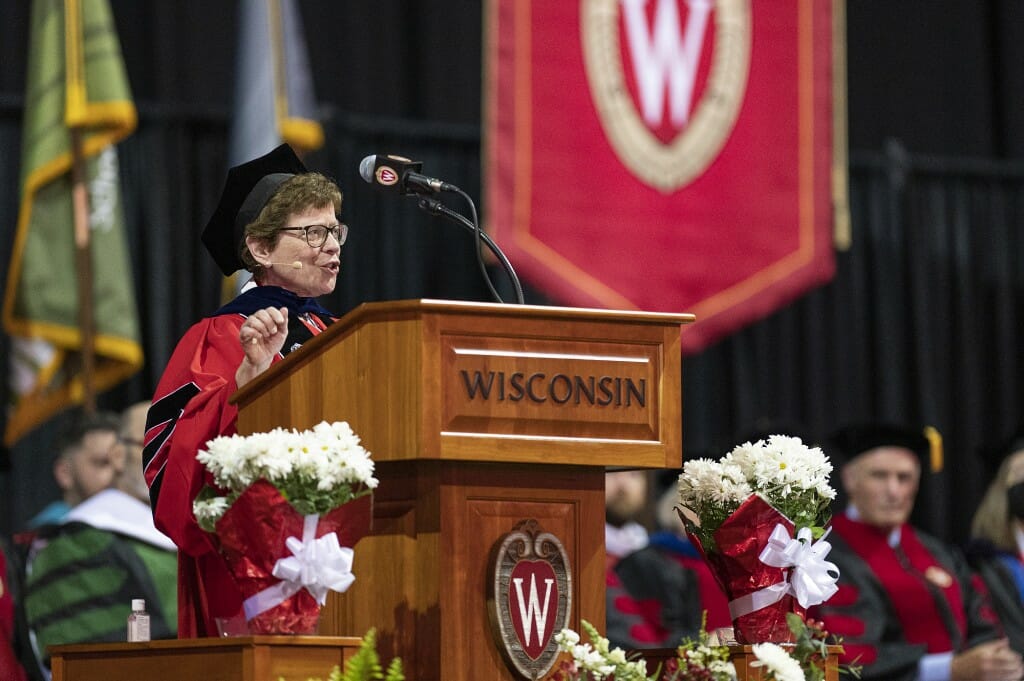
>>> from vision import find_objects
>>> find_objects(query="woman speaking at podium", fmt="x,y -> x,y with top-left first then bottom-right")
142,144 -> 346,637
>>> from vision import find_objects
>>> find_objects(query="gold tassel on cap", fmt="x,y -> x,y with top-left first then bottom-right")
923,426 -> 943,473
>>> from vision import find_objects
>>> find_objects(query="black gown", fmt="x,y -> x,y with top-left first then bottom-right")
966,540 -> 1024,655
808,515 -> 1001,681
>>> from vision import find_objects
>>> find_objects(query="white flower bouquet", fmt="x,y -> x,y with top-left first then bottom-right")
552,621 -> 657,681
676,435 -> 839,644
678,435 -> 835,551
193,420 -> 378,531
192,420 -> 378,634
551,613 -> 852,681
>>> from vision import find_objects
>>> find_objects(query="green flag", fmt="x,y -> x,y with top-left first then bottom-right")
2,0 -> 142,444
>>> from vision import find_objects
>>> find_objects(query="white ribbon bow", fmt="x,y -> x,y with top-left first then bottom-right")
243,513 -> 356,621
727,523 -> 839,620
759,524 -> 840,607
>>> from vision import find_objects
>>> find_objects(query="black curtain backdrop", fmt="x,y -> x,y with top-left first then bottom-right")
0,1 -> 1022,546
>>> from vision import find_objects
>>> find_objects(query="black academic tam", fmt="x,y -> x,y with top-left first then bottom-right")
201,144 -> 307,275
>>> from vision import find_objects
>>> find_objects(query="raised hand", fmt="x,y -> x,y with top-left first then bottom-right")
236,306 -> 288,388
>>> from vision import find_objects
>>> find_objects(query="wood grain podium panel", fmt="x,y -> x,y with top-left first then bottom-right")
446,465 -> 604,679
50,636 -> 363,681
320,460 -> 604,681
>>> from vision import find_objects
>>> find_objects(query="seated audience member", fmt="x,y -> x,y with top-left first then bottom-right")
809,423 -> 1022,681
967,430 -> 1024,654
610,469 -> 731,648
605,470 -> 651,565
604,469 -> 652,649
23,409 -> 177,678
0,540 -> 28,681
117,401 -> 157,505
25,412 -> 125,529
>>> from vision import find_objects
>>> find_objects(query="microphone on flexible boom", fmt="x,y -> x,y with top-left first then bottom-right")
267,261 -> 303,269
359,153 -> 524,305
358,154 -> 453,195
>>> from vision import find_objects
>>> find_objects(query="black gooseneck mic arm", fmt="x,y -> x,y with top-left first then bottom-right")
360,154 -> 524,304
417,194 -> 525,305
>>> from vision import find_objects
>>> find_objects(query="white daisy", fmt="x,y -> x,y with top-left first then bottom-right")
750,642 -> 804,681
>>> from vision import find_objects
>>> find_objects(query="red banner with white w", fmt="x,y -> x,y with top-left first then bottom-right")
484,0 -> 843,353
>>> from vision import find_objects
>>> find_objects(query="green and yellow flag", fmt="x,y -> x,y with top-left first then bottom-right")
2,0 -> 142,445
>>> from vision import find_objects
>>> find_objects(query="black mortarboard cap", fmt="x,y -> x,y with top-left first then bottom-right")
828,422 -> 943,474
201,144 -> 307,275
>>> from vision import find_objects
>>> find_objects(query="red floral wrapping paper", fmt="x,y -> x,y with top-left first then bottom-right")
214,480 -> 372,634
689,494 -> 805,643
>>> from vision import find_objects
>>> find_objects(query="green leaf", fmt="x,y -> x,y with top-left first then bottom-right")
342,629 -> 383,681
382,658 -> 404,681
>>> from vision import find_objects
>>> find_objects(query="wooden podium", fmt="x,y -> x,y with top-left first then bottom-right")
230,299 -> 693,681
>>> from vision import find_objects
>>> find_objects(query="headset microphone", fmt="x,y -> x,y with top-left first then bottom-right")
267,261 -> 303,269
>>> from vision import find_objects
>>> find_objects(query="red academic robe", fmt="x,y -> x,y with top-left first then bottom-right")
607,531 -> 731,649
0,546 -> 28,681
143,287 -> 334,638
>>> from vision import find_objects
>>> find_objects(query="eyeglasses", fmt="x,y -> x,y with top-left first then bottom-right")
279,223 -> 348,248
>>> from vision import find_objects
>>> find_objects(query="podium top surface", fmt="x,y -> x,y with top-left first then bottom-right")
344,298 -> 696,325
48,636 -> 367,681
48,635 -> 364,654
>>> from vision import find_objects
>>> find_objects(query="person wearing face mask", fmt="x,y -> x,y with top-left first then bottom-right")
808,423 -> 1021,681
143,145 -> 350,638
967,431 -> 1024,655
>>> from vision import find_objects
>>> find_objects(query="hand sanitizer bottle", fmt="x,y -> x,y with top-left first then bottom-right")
127,598 -> 151,642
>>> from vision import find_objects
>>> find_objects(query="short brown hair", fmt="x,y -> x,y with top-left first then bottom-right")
56,411 -> 122,461
239,172 -> 343,272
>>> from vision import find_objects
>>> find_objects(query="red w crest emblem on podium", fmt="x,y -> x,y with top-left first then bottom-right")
488,520 -> 572,679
